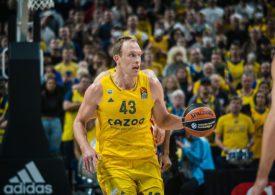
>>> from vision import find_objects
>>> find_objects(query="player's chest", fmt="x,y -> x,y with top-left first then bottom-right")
98,88 -> 153,117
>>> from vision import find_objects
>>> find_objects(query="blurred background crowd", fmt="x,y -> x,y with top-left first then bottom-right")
0,0 -> 275,194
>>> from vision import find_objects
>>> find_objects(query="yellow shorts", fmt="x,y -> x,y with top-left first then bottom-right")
97,155 -> 163,195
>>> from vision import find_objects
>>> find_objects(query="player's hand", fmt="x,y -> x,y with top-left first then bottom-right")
82,146 -> 101,173
161,154 -> 172,172
152,126 -> 165,145
251,178 -> 268,195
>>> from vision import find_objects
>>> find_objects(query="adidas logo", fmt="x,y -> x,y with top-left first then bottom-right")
108,98 -> 114,102
3,161 -> 53,194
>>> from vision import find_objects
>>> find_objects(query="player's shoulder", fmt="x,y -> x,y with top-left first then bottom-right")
94,69 -> 114,83
141,69 -> 159,84
84,81 -> 103,105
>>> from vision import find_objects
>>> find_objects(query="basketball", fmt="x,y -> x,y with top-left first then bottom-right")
183,103 -> 216,137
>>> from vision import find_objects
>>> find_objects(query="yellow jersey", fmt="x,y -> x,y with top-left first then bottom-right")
54,61 -> 78,78
193,75 -> 229,95
123,30 -> 146,48
237,89 -> 256,108
148,35 -> 169,66
62,89 -> 84,141
227,60 -> 244,89
96,71 -> 155,159
251,107 -> 269,159
146,62 -> 163,77
216,113 -> 254,156
138,19 -> 152,36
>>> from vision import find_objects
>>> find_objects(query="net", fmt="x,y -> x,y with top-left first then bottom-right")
27,0 -> 54,11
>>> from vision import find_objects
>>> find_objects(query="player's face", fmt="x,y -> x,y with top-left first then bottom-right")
119,41 -> 142,77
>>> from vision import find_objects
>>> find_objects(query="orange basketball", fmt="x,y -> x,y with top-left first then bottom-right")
183,103 -> 216,137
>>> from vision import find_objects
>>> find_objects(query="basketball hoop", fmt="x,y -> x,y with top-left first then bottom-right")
28,0 -> 55,11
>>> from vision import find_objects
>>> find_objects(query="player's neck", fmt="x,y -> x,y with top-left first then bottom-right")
112,69 -> 138,90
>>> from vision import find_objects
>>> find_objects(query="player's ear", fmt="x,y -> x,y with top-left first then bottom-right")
113,55 -> 120,64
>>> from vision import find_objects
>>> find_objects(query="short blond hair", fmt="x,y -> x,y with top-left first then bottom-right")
112,36 -> 137,56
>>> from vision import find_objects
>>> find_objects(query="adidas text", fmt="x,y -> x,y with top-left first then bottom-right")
4,183 -> 53,194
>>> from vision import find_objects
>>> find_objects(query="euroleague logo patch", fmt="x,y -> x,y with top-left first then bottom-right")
191,123 -> 197,129
140,87 -> 148,99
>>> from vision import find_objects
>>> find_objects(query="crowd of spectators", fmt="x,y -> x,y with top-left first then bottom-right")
0,0 -> 275,194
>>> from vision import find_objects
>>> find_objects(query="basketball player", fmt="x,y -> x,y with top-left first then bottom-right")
73,36 -> 186,194
252,50 -> 275,195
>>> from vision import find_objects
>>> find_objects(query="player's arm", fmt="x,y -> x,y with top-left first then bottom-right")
73,82 -> 102,173
149,73 -> 184,130
82,70 -> 110,119
161,130 -> 172,171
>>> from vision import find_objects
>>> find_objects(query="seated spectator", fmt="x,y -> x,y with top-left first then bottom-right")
163,46 -> 188,77
55,48 -> 78,79
254,61 -> 272,92
226,42 -> 245,90
236,72 -> 256,116
176,67 -> 193,103
123,15 -> 148,49
147,26 -> 168,66
188,48 -> 204,82
193,63 -> 229,95
162,75 -> 181,106
141,49 -> 163,78
189,77 -> 221,119
210,74 -> 229,113
49,38 -> 62,64
55,48 -> 79,90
